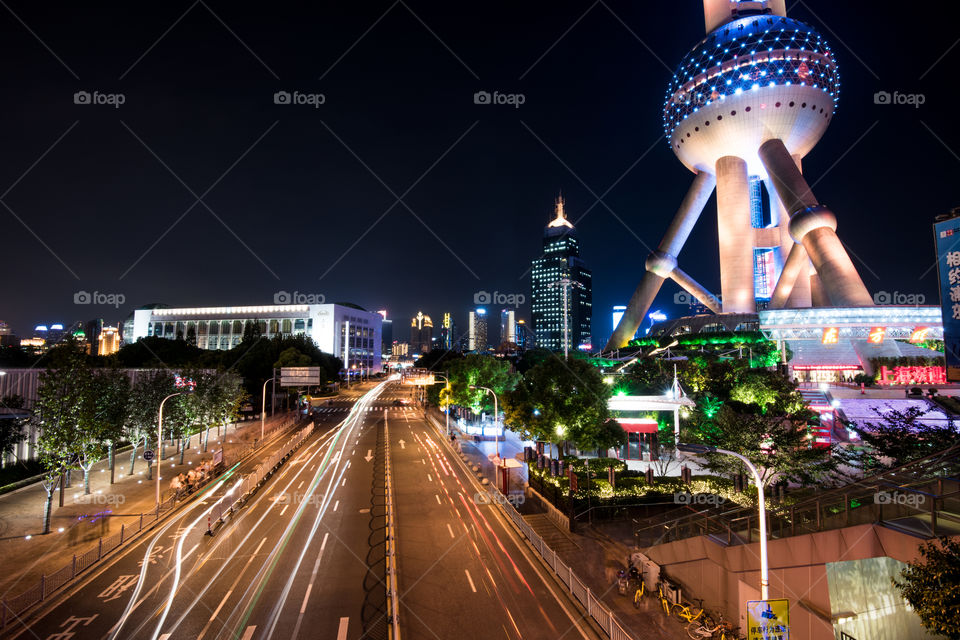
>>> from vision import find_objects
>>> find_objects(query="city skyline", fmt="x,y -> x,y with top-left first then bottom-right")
1,1 -> 956,347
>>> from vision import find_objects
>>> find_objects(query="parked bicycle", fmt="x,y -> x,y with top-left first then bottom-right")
687,611 -> 736,639
671,597 -> 712,626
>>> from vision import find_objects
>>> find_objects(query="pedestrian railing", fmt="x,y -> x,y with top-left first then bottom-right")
479,484 -> 638,640
0,415 -> 311,631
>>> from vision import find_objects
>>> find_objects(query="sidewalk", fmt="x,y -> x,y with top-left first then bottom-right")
0,411 -> 295,603
440,410 -> 679,640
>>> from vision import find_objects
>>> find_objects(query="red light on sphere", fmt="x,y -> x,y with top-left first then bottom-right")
821,327 -> 839,344
868,327 -> 886,344
909,327 -> 929,343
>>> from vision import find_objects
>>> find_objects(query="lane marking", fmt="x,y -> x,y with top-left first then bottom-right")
465,569 -> 477,593
337,617 -> 349,640
427,473 -> 433,482
297,480 -> 305,489
334,500 -> 340,512
279,504 -> 289,516
447,523 -> 455,539
196,537 -> 267,640
435,494 -> 441,505
241,627 -> 257,640
342,478 -> 346,487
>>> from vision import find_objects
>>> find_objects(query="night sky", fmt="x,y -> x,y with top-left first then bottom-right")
1,1 -> 956,347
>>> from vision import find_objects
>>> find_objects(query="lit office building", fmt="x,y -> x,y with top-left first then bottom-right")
438,312 -> 456,351
468,308 -> 488,352
131,303 -> 382,372
410,311 -> 433,354
500,309 -> 516,346
530,196 -> 593,352
98,326 -> 121,356
515,319 -> 535,349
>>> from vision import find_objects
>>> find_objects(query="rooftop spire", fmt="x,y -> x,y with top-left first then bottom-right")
548,194 -> 574,229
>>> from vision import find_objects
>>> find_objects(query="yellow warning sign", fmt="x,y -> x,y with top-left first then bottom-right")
746,599 -> 790,640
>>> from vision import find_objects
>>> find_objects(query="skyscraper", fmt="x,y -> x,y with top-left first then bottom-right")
530,196 -> 593,353
499,309 -> 516,346
439,312 -> 456,351
468,308 -> 488,352
410,311 -> 433,354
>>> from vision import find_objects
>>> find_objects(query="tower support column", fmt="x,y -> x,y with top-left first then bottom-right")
759,138 -> 873,307
715,155 -> 756,313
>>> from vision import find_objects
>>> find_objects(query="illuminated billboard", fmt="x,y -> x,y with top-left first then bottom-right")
934,216 -> 960,381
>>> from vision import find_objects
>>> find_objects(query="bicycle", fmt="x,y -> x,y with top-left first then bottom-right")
671,598 -> 713,626
632,580 -> 647,609
687,611 -> 734,639
657,583 -> 671,617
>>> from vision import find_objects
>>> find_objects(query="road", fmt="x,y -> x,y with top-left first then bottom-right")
9,381 -> 598,640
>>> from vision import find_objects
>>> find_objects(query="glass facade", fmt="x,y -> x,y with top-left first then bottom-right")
663,15 -> 839,139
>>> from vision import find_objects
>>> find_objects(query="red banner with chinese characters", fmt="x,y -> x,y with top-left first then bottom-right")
878,365 -> 947,385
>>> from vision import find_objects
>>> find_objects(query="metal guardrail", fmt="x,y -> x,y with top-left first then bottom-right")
0,415 -> 310,631
634,443 -> 960,546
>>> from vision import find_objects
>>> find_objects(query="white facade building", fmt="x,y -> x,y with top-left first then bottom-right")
131,303 -> 382,372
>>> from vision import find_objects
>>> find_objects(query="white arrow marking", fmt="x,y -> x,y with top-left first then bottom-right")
364,450 -> 373,462
398,439 -> 406,449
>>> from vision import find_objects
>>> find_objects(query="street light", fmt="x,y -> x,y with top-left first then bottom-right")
469,385 -> 499,458
261,376 -> 275,444
677,443 -> 770,600
157,392 -> 183,508
431,373 -> 451,435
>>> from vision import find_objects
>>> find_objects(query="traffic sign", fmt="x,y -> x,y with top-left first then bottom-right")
746,599 -> 789,640
280,367 -> 322,387
142,450 -> 155,462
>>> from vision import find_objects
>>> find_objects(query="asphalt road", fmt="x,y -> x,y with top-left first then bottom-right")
8,381 -> 598,640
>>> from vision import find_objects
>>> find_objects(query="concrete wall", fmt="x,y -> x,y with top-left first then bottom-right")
644,524 -> 941,640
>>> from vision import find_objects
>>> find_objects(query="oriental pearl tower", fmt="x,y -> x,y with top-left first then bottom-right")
607,0 -> 873,350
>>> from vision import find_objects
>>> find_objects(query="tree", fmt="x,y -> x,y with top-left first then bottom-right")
442,355 -> 517,414
31,341 -> 96,533
126,370 -> 178,480
503,355 -> 616,453
0,394 -> 27,461
87,367 -> 130,484
692,402 -> 835,488
275,347 -> 312,368
895,537 -> 960,639
842,406 -> 958,473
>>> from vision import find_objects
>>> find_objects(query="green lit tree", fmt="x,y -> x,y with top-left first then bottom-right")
441,355 -> 517,414
0,394 -> 27,462
894,537 -> 960,639
843,406 -> 958,473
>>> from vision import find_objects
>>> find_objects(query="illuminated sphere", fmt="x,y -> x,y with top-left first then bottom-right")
663,14 -> 839,176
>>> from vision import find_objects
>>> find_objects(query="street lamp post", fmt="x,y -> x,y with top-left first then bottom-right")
469,385 -> 499,458
677,443 -> 770,600
261,376 -> 275,445
431,373 -> 451,435
157,392 -> 183,508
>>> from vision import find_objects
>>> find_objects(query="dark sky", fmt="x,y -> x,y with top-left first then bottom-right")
1,1 -> 956,347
